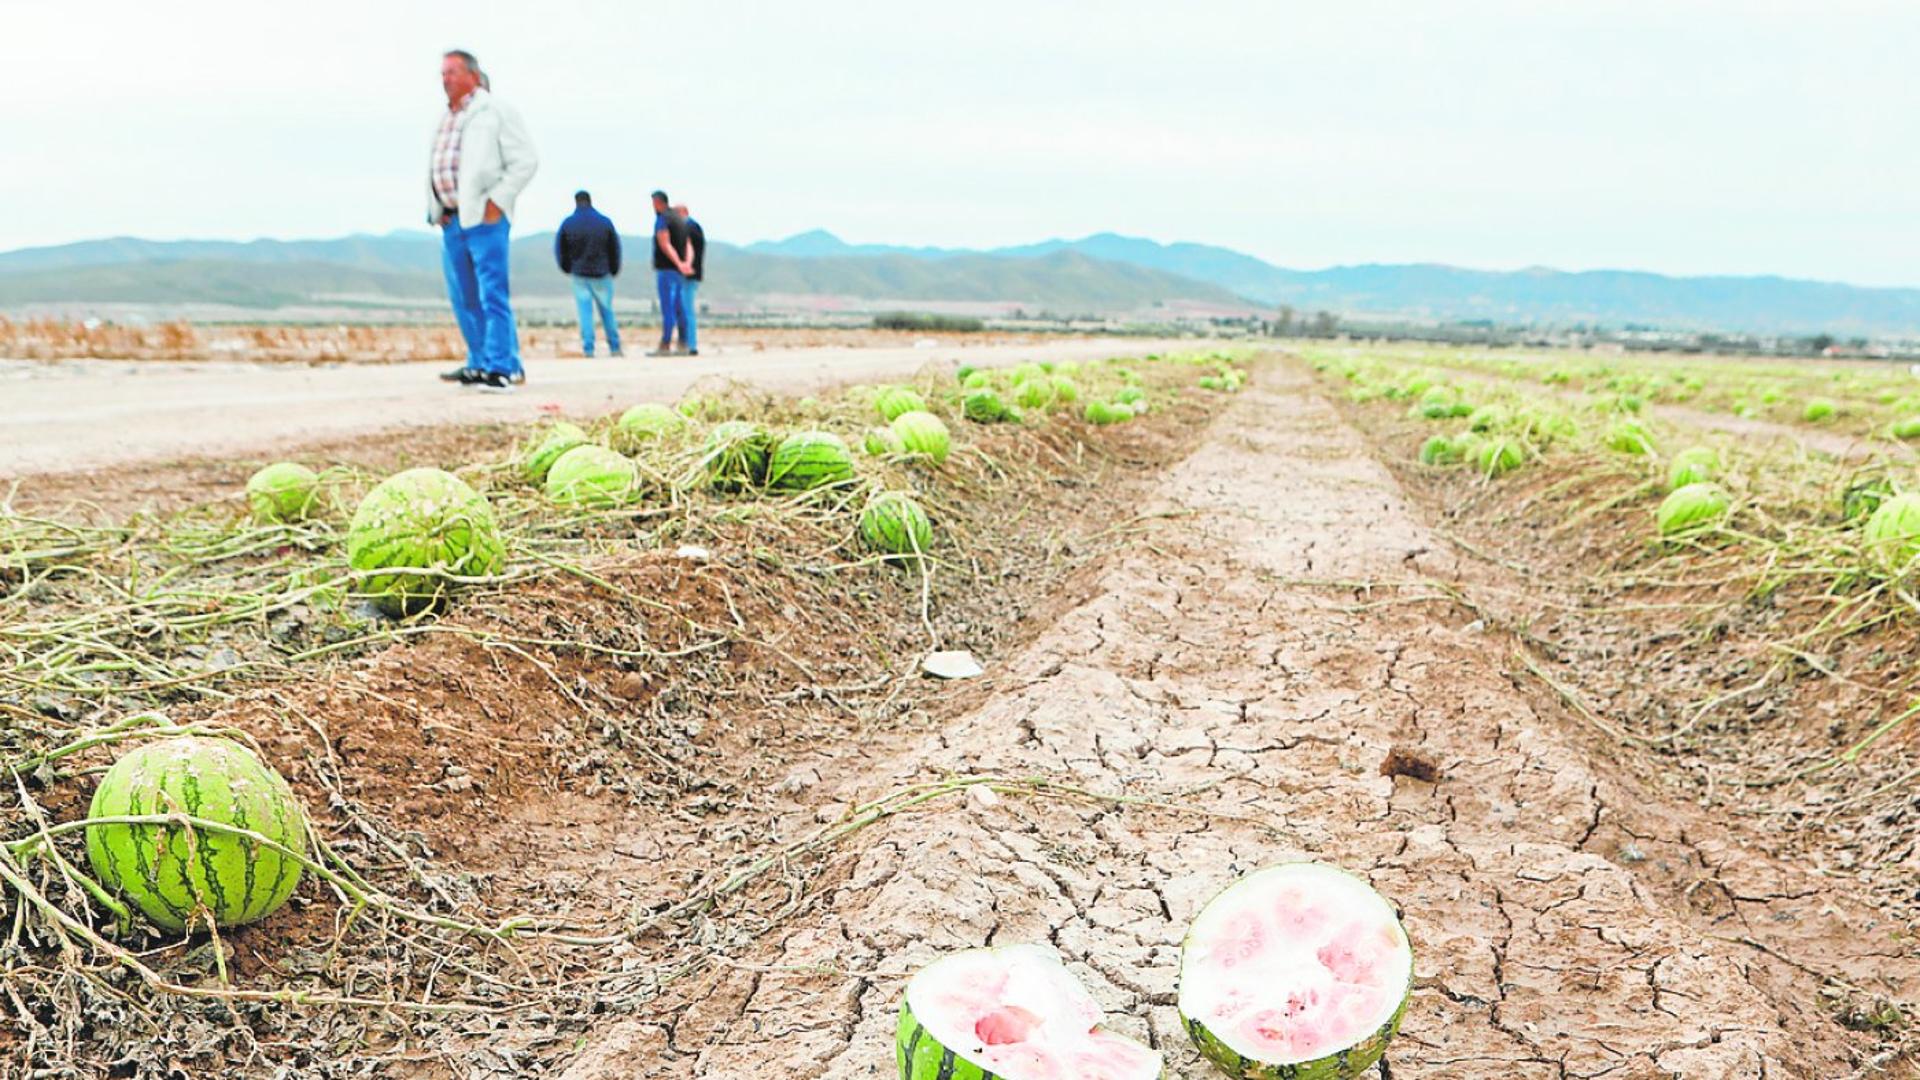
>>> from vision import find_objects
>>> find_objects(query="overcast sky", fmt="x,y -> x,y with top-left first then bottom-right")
4,0 -> 1916,285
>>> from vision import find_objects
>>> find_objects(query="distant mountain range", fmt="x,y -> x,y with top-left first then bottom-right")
4,228 -> 1920,335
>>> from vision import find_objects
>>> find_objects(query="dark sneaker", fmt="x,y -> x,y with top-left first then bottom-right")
687,349 -> 699,356
644,347 -> 674,357
475,372 -> 517,394
440,366 -> 481,384
610,348 -> 625,358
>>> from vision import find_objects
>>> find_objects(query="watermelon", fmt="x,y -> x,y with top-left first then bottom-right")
1010,362 -> 1047,384
1050,375 -> 1082,403
1612,393 -> 1645,414
1843,477 -> 1894,523
1471,438 -> 1524,477
962,370 -> 993,390
863,426 -> 905,456
955,365 -> 977,383
1465,405 -> 1505,433
1085,401 -> 1136,425
346,468 -> 505,615
1417,435 -> 1462,466
1014,378 -> 1055,410
1891,416 -> 1920,441
86,736 -> 306,932
1667,447 -> 1719,489
1863,492 -> 1920,571
1199,376 -> 1226,391
874,386 -> 929,422
1803,398 -> 1836,422
546,445 -> 641,508
860,491 -> 933,558
614,403 -> 684,449
1759,387 -> 1782,405
520,421 -> 589,483
1605,419 -> 1655,455
1657,483 -> 1731,536
246,462 -> 321,524
1113,386 -> 1149,413
964,389 -> 1012,423
698,420 -> 773,490
898,944 -> 1162,1080
768,431 -> 856,490
892,411 -> 953,464
1179,863 -> 1412,1080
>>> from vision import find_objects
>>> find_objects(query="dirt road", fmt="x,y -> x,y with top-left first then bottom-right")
562,361 -> 1916,1078
0,337 -> 1193,479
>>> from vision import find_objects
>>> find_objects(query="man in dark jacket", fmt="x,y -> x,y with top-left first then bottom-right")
554,190 -> 622,357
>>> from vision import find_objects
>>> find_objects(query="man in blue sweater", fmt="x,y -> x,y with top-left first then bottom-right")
554,190 -> 623,357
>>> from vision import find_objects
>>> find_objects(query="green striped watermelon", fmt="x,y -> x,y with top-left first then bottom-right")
962,370 -> 993,390
1050,375 -> 1081,403
1014,378 -> 1055,410
346,468 -> 506,615
1864,492 -> 1920,570
86,736 -> 307,932
1180,863 -> 1412,1080
697,420 -> 773,490
955,365 -> 978,384
613,403 -> 684,450
874,386 -> 929,422
891,411 -> 952,464
898,944 -> 1162,1080
1085,401 -> 1135,425
1657,482 -> 1730,536
246,462 -> 321,524
768,431 -> 856,490
1667,446 -> 1719,489
520,422 -> 590,483
964,390 -> 1012,423
546,445 -> 642,508
1113,386 -> 1150,414
860,492 -> 932,557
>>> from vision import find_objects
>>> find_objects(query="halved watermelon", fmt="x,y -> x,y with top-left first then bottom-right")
899,944 -> 1161,1080
1179,863 -> 1412,1079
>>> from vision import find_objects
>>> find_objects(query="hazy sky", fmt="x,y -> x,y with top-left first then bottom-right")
5,0 -> 1917,285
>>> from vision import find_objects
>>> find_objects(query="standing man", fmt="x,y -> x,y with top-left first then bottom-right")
673,203 -> 704,357
428,49 -> 539,392
555,190 -> 622,358
645,190 -> 694,357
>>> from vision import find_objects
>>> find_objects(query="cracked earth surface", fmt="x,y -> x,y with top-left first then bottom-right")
564,361 -> 1918,1079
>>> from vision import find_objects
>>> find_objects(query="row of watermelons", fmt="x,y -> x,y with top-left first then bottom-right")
1328,355 -> 1920,563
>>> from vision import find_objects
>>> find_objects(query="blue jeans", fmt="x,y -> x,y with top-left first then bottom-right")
441,216 -> 522,377
655,269 -> 686,347
677,279 -> 699,352
571,275 -> 620,354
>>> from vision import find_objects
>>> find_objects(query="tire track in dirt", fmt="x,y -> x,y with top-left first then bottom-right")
563,360 -> 1915,1078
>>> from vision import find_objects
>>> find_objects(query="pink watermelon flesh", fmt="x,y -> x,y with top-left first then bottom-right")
1180,863 -> 1412,1065
907,944 -> 1162,1080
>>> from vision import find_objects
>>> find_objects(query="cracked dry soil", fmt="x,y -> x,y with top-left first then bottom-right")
565,361 -> 1917,1079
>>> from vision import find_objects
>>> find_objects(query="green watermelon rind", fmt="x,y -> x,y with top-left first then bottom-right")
860,493 -> 932,558
520,422 -> 590,483
767,432 -> 856,490
246,462 -> 322,524
874,386 -> 930,422
545,445 -> 642,509
85,736 -> 307,933
346,468 -> 506,616
891,411 -> 953,464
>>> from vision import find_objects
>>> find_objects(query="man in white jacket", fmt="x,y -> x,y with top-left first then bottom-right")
428,50 -> 538,392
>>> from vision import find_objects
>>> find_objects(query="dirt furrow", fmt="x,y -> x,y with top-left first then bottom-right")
563,360 -> 1912,1079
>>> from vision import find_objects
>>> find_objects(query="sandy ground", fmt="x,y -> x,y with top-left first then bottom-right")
0,337 -> 1195,480
558,362 -> 1917,1078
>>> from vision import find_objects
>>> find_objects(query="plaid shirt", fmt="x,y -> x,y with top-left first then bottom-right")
430,91 -> 475,211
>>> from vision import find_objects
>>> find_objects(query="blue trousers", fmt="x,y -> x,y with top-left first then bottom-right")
572,274 -> 620,354
655,269 -> 686,347
441,216 -> 522,377
678,279 -> 699,351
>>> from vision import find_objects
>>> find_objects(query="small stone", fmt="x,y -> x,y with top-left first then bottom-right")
923,650 -> 984,680
968,784 -> 1001,809
675,545 -> 711,561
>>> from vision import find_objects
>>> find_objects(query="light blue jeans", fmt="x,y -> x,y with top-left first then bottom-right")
440,216 -> 522,377
678,279 -> 699,352
571,275 -> 620,354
